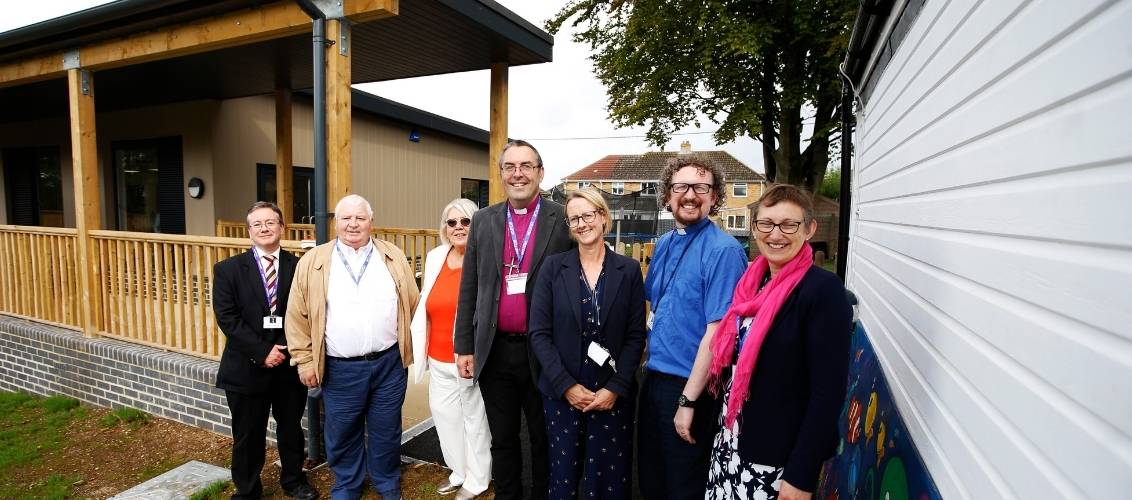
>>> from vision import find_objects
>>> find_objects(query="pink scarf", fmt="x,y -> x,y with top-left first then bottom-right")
709,243 -> 813,430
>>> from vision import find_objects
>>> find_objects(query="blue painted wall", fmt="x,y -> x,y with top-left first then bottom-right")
816,324 -> 942,500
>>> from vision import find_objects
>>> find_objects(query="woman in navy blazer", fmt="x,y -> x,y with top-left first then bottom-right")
528,188 -> 646,500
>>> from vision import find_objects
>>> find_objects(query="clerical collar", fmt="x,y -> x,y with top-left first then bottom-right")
509,195 -> 540,215
675,217 -> 711,236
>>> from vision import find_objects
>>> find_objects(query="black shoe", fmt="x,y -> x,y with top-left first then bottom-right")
283,483 -> 319,500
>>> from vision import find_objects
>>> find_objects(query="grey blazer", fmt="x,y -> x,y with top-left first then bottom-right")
452,197 -> 575,381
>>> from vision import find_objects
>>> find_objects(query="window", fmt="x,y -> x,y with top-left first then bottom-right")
611,182 -> 625,195
640,182 -> 658,195
733,183 -> 748,197
3,147 -> 63,227
257,164 -> 316,222
577,181 -> 592,189
461,178 -> 489,208
727,215 -> 747,229
113,137 -> 184,234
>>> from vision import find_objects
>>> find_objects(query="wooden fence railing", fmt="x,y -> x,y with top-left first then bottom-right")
215,220 -> 440,277
0,225 -> 82,329
89,230 -> 306,360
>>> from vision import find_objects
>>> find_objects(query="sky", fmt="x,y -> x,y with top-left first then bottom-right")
2,1 -> 765,189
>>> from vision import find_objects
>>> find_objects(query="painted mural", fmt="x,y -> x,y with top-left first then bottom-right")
816,323 -> 942,500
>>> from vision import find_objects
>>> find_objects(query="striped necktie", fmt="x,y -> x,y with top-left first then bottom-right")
263,254 -> 277,314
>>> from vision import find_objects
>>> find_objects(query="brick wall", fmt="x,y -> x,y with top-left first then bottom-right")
0,315 -> 234,436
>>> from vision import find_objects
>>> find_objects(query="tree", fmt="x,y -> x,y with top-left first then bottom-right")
819,168 -> 840,200
548,0 -> 856,193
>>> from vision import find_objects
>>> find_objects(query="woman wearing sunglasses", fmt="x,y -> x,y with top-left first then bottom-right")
410,198 -> 490,500
527,188 -> 647,499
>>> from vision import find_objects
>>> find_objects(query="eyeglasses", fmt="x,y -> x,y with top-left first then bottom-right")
754,219 -> 803,234
566,210 -> 602,228
670,183 -> 713,194
445,217 -> 471,228
249,220 -> 281,230
501,162 -> 540,175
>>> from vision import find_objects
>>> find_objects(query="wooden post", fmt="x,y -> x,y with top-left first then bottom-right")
326,19 -> 352,220
275,87 -> 294,223
488,62 -> 508,205
68,68 -> 102,337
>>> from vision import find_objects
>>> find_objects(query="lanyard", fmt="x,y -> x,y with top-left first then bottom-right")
581,267 -> 605,329
654,224 -> 706,310
251,246 -> 276,311
505,201 -> 541,273
334,239 -> 374,287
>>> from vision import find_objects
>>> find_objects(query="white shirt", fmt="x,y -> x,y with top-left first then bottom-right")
325,239 -> 399,358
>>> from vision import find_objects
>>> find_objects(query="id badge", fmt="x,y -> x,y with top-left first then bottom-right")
263,315 -> 282,329
587,341 -> 613,369
505,273 -> 528,295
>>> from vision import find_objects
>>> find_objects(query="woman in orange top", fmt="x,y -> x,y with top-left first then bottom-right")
410,198 -> 490,500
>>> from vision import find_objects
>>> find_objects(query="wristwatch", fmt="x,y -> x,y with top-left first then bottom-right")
677,394 -> 695,408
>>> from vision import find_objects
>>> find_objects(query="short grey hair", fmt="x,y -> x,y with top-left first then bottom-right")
497,140 -> 544,169
438,198 -> 480,246
334,194 -> 374,219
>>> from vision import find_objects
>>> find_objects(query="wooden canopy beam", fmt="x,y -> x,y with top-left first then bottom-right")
0,0 -> 397,88
488,62 -> 509,205
67,68 -> 102,337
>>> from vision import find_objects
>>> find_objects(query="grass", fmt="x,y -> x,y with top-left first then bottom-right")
189,480 -> 232,500
0,392 -> 86,498
100,406 -> 150,430
138,456 -> 182,482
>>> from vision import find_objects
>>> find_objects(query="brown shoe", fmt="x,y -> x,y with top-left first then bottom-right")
436,479 -> 460,495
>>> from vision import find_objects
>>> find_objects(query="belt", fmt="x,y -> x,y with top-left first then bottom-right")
496,330 -> 527,341
329,344 -> 397,362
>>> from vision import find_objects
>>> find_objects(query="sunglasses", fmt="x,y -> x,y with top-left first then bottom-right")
445,217 -> 472,228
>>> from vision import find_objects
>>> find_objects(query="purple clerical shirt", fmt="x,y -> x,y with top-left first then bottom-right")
496,196 -> 541,334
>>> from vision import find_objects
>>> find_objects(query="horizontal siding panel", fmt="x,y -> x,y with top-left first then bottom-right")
853,248 -> 1126,499
857,163 -> 1132,247
859,74 -> 1132,203
859,0 -> 1129,186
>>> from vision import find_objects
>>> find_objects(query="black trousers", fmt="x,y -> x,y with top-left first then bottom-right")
636,369 -> 717,500
225,371 -> 309,499
478,335 -> 550,500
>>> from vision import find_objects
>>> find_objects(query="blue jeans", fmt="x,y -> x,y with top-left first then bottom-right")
322,349 -> 407,499
636,369 -> 716,500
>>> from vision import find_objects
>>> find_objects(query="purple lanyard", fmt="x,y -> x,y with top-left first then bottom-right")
251,246 -> 276,311
505,201 -> 540,272
334,240 -> 374,286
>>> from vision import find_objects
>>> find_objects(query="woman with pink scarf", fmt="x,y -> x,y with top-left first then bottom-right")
674,184 -> 852,500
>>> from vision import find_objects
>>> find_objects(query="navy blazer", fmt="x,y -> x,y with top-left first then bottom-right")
528,249 -> 647,399
213,248 -> 302,394
731,266 -> 852,492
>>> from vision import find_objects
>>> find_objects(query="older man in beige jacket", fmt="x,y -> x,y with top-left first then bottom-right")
286,194 -> 419,500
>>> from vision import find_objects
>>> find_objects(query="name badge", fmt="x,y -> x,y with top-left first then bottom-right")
263,315 -> 282,329
505,273 -> 528,295
587,341 -> 615,371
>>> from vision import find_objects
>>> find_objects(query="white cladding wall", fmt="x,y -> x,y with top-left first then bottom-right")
847,0 -> 1132,499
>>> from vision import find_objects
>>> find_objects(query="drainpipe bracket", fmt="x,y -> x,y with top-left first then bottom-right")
338,21 -> 350,56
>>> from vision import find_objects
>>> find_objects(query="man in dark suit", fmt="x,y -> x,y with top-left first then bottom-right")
214,201 -> 317,500
453,140 -> 575,499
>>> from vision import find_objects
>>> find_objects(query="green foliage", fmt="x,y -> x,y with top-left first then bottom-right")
0,392 -> 83,471
40,395 -> 80,413
100,406 -> 149,430
548,0 -> 857,191
189,480 -> 233,500
0,473 -> 80,500
820,168 -> 841,200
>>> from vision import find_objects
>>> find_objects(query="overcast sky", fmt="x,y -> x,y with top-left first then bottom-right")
3,1 -> 764,188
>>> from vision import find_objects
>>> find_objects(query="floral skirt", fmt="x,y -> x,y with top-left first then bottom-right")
704,375 -> 784,500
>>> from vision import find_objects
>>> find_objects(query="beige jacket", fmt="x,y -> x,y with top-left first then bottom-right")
285,238 -> 420,384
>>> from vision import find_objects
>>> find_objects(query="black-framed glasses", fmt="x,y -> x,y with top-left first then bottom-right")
249,220 -> 281,230
445,217 -> 471,228
754,219 -> 803,234
501,162 -> 540,175
566,210 -> 602,228
670,183 -> 713,194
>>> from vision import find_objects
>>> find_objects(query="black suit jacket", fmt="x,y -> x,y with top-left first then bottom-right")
213,248 -> 302,394
528,249 -> 647,399
452,197 -> 575,381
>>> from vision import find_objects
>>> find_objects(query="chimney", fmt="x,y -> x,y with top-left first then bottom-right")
679,140 -> 692,154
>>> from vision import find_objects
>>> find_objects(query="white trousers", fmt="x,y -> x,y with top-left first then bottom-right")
428,358 -> 493,494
